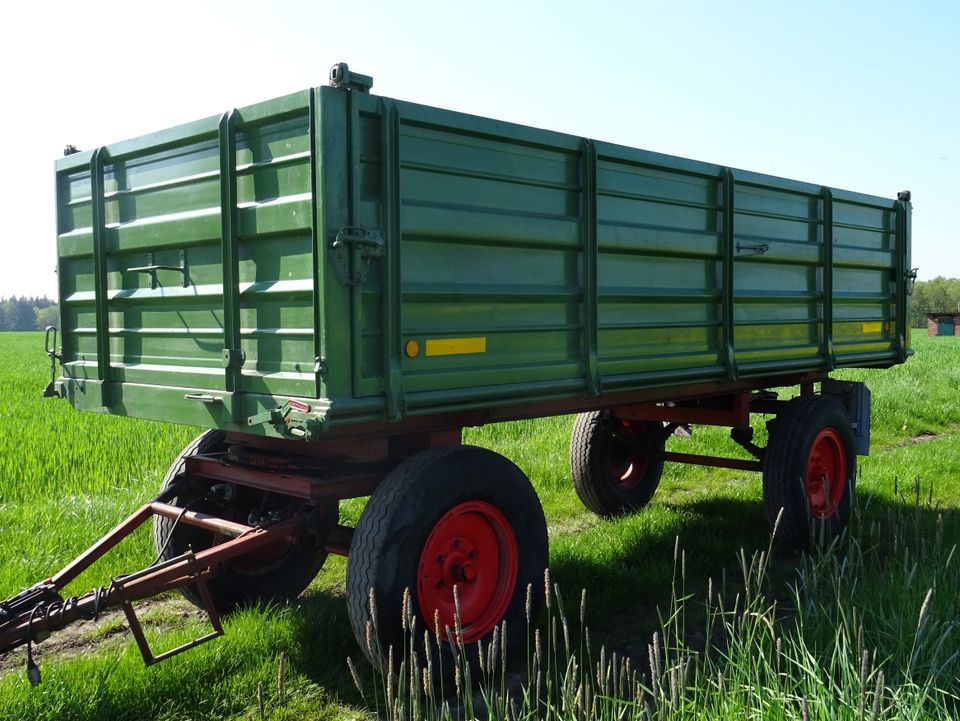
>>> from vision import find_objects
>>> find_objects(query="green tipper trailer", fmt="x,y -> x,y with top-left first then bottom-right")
6,63 -> 913,675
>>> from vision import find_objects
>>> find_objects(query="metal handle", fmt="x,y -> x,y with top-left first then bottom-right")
735,241 -> 769,257
44,326 -> 59,356
42,326 -> 61,398
127,264 -> 186,273
127,251 -> 189,289
184,393 -> 223,404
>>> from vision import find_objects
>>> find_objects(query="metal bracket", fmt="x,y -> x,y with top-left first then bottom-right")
41,326 -> 63,398
116,551 -> 224,666
127,250 -> 189,289
329,62 -> 373,93
329,226 -> 384,287
247,404 -> 292,428
822,380 -> 871,455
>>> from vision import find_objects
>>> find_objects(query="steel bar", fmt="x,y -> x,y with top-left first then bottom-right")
656,451 -> 762,472
149,502 -> 252,537
51,504 -> 154,590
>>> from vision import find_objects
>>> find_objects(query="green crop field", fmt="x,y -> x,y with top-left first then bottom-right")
1,332 -> 960,720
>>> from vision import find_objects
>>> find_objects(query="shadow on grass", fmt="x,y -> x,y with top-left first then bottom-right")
547,488 -> 960,657
282,586 -> 364,699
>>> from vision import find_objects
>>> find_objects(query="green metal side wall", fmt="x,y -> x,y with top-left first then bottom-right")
54,83 -> 912,436
56,92 -> 320,426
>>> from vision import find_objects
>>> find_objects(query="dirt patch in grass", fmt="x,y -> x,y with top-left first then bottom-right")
887,425 -> 960,449
0,596 -> 204,676
548,513 -> 601,538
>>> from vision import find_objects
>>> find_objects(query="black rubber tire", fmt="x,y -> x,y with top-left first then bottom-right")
345,445 -> 548,668
570,411 -> 665,516
152,430 -> 332,612
762,395 -> 857,550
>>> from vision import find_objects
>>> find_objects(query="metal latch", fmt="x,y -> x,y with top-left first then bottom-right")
247,399 -> 314,438
906,267 -> 919,293
332,226 -> 384,255
329,226 -> 384,287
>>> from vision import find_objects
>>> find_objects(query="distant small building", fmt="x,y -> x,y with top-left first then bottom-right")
927,313 -> 960,336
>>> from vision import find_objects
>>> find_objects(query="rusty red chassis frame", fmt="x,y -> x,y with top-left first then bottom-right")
0,373 -> 830,677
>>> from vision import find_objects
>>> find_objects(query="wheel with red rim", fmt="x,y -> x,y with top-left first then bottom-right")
153,430 -> 335,612
416,501 -> 518,644
570,411 -> 666,517
762,395 -> 857,550
346,445 -> 548,669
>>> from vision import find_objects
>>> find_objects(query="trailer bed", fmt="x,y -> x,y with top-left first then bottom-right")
53,71 -> 913,438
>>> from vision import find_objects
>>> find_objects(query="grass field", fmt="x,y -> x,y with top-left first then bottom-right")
1,333 -> 959,719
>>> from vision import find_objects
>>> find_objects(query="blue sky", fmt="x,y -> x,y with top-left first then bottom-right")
2,0 -> 956,297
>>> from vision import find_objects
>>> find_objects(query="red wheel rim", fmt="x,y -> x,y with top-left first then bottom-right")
417,501 -> 518,644
806,428 -> 847,519
608,421 -> 650,490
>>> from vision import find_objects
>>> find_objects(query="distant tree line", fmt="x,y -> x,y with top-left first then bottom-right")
911,277 -> 960,328
0,296 -> 59,331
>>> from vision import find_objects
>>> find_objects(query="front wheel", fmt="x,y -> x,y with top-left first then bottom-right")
345,445 -> 548,667
153,430 -> 335,612
762,395 -> 857,550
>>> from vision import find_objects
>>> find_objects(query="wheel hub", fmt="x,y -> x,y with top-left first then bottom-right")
437,543 -> 478,586
609,421 -> 652,490
805,428 -> 847,519
417,501 -> 518,644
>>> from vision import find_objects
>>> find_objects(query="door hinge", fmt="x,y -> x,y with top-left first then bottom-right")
222,348 -> 246,368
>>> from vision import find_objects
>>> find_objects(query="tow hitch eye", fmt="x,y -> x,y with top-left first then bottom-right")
42,326 -> 62,399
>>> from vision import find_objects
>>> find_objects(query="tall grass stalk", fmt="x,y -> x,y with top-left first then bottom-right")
354,493 -> 960,720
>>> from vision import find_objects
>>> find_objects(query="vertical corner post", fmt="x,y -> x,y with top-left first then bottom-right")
308,88 -> 324,399
380,99 -> 405,420
90,146 -> 112,407
820,187 -> 835,371
581,139 -> 601,396
218,110 -> 243,420
720,168 -> 738,380
895,197 -> 911,362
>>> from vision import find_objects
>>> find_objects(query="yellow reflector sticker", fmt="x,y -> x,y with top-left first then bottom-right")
862,322 -> 883,334
425,337 -> 487,356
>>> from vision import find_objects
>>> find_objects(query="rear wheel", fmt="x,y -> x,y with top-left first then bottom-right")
762,395 -> 857,550
570,411 -> 666,516
153,430 -> 334,612
346,445 -> 548,667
